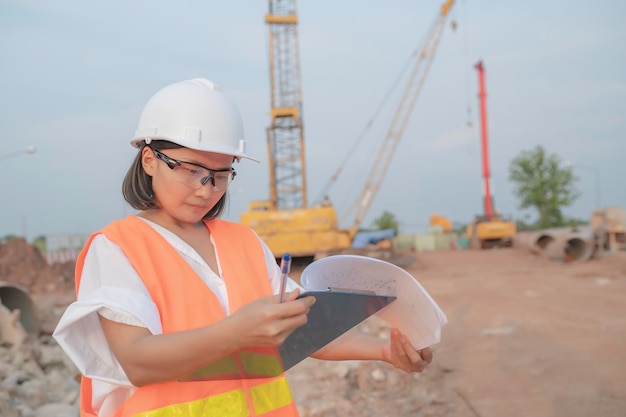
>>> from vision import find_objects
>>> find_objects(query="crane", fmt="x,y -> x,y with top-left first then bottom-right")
264,0 -> 307,211
464,60 -> 516,249
344,0 -> 455,234
241,0 -> 457,258
476,60 -> 494,219
241,0 -> 351,259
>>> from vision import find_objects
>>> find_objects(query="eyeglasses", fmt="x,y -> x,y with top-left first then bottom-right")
152,149 -> 236,191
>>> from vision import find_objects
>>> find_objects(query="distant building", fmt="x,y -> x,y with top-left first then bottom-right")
44,233 -> 90,265
46,233 -> 89,252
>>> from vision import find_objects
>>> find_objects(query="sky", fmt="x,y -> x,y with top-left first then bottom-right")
1,0 -> 625,241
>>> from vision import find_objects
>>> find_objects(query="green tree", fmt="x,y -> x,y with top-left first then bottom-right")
33,235 -> 47,252
372,210 -> 399,233
1,234 -> 17,242
509,145 -> 579,229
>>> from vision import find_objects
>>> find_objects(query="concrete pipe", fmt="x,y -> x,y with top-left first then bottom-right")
534,234 -> 556,251
513,231 -> 556,255
544,230 -> 596,262
0,281 -> 40,334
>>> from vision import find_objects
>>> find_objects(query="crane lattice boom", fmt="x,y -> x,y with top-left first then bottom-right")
348,0 -> 455,233
265,0 -> 307,210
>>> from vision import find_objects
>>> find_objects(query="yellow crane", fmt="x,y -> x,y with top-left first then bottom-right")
240,0 -> 351,258
241,0 -> 456,258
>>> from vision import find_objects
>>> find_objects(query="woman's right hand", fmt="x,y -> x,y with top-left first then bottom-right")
227,289 -> 316,348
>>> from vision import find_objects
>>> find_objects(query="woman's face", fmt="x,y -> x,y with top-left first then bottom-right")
141,146 -> 234,225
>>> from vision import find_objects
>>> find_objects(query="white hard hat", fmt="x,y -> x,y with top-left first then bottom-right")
131,78 -> 258,162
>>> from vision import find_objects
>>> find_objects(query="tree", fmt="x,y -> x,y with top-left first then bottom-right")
1,234 -> 17,242
372,210 -> 399,233
509,145 -> 579,229
33,235 -> 47,253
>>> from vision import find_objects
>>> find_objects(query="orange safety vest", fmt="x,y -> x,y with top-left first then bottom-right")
75,215 -> 299,417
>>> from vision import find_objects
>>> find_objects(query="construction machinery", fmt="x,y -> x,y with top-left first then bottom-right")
591,207 -> 626,252
241,0 -> 456,258
429,213 -> 453,233
464,60 -> 516,249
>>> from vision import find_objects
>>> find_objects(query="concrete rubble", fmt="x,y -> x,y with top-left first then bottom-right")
0,238 -> 79,417
0,332 -> 80,417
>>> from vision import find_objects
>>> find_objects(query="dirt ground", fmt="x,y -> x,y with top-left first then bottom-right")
2,238 -> 625,416
285,248 -> 626,417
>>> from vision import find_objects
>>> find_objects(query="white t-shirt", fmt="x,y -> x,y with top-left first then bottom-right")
52,217 -> 300,417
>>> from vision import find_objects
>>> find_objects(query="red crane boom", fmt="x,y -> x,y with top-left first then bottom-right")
475,60 -> 494,219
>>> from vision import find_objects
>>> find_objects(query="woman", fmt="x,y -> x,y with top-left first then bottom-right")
53,78 -> 432,417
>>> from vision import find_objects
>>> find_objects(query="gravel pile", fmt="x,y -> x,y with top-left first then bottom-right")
0,335 -> 79,417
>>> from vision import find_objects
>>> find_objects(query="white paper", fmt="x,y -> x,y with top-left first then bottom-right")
300,254 -> 447,350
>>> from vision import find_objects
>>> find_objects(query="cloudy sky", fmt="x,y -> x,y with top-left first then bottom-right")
1,0 -> 625,241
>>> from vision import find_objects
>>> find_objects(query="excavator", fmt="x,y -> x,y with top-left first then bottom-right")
464,60 -> 516,249
240,0 -> 457,258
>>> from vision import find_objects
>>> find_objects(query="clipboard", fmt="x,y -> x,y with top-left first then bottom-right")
278,289 -> 396,371
179,289 -> 396,381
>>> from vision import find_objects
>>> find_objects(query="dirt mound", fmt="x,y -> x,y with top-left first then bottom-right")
0,238 -> 75,295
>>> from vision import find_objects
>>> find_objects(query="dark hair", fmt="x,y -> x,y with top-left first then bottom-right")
122,140 -> 229,220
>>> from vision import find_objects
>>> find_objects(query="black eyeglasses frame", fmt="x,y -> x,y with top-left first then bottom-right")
152,148 -> 236,189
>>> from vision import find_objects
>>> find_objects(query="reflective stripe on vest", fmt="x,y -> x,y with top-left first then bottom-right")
132,388 -> 248,417
184,350 -> 286,381
240,351 -> 285,377
131,378 -> 293,417
249,377 -> 292,415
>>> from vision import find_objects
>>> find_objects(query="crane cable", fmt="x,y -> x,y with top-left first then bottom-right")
461,0 -> 473,128
312,26 -> 433,206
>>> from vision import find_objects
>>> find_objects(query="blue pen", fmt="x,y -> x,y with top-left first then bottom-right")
279,253 -> 291,303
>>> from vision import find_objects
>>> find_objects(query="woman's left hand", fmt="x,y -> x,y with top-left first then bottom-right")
382,328 -> 433,373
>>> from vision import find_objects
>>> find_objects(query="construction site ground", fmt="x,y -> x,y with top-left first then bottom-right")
285,248 -> 626,417
2,239 -> 626,416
